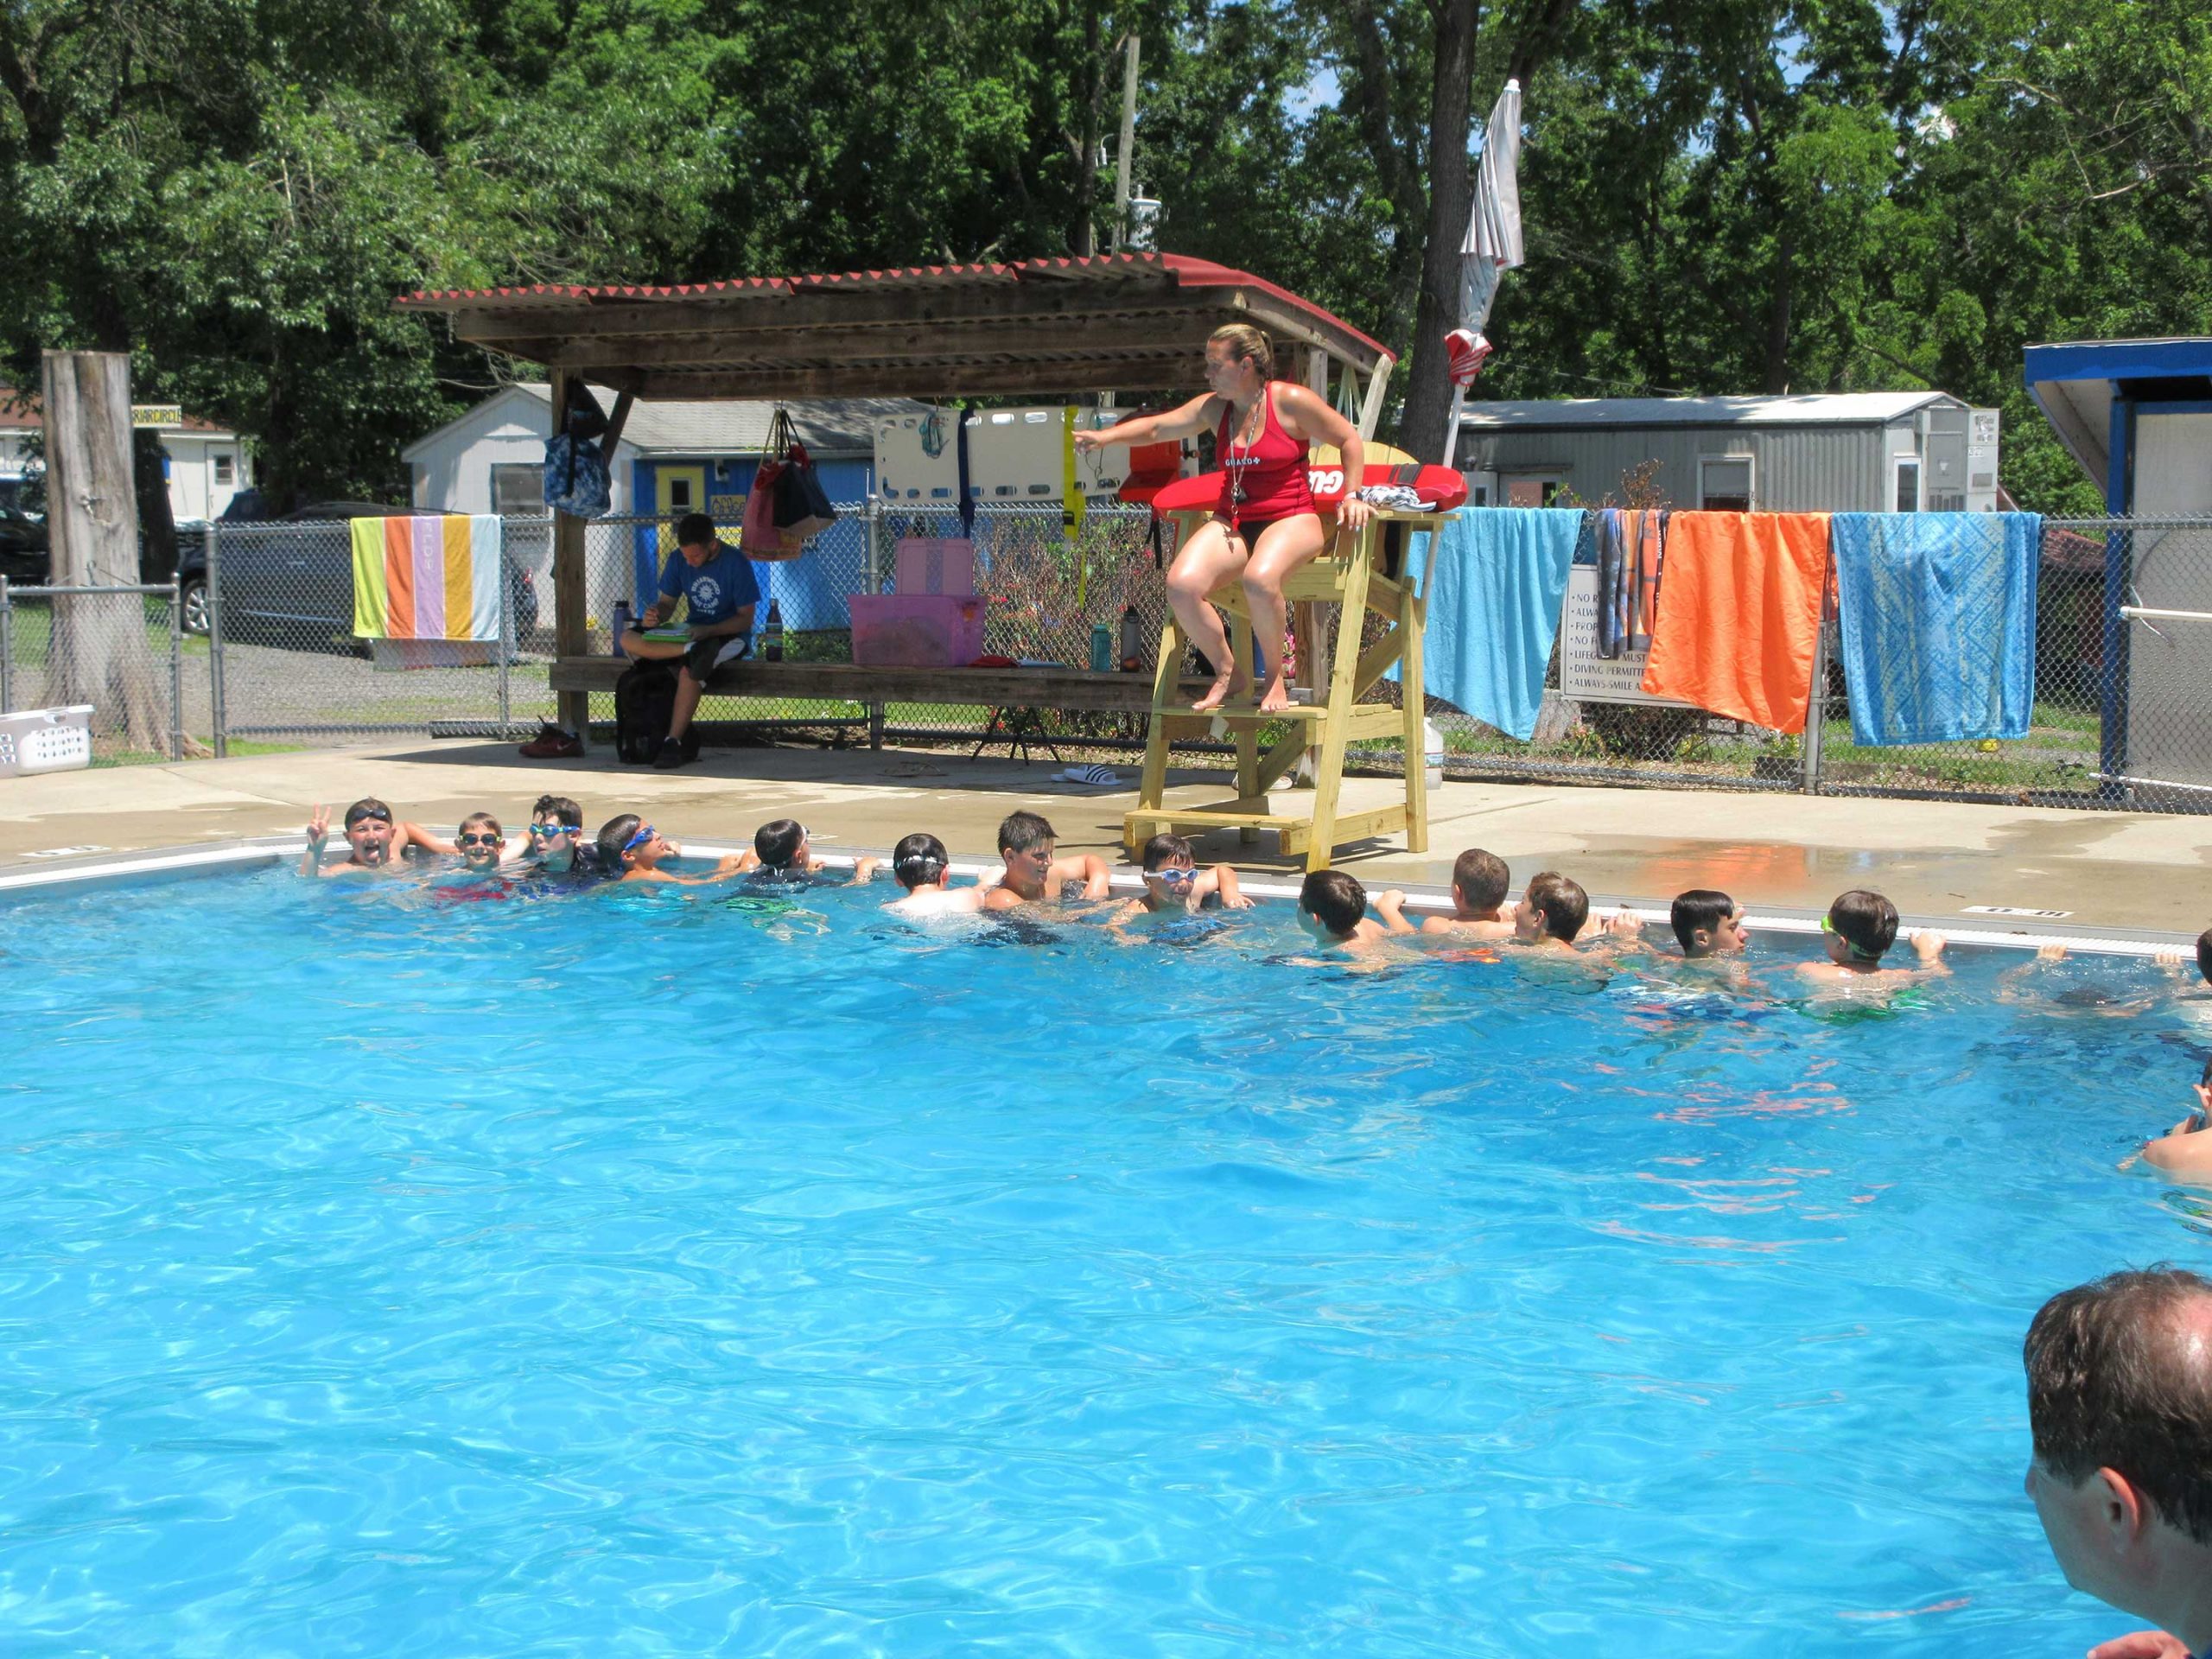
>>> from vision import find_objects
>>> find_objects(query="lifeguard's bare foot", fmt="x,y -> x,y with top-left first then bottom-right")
1191,673 -> 1249,712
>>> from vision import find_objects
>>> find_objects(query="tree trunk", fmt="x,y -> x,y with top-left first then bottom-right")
42,350 -> 168,755
1396,0 -> 1481,462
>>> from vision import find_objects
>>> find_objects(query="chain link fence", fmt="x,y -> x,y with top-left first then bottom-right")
0,578 -> 188,764
24,506 -> 2206,817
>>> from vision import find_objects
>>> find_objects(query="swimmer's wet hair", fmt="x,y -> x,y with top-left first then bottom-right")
1300,868 -> 1367,938
1141,832 -> 1194,873
998,810 -> 1055,855
754,818 -> 805,870
1671,888 -> 1737,955
2197,926 -> 2212,985
1452,848 -> 1510,912
892,832 -> 950,890
533,794 -> 583,829
595,813 -> 642,866
1525,872 -> 1588,943
343,797 -> 393,828
460,810 -> 501,836
1827,889 -> 1898,961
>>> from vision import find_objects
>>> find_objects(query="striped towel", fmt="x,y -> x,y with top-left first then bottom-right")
350,515 -> 504,641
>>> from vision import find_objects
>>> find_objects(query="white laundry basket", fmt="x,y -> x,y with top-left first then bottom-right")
0,705 -> 94,777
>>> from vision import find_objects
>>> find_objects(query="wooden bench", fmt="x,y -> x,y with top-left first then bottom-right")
547,657 -> 1213,757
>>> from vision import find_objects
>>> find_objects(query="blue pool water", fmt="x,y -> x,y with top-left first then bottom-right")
2,868 -> 2207,1656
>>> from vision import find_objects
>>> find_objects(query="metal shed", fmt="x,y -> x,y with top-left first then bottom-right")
1453,392 -> 1999,513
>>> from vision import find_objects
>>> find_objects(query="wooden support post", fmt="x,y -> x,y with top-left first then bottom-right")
550,367 -> 591,740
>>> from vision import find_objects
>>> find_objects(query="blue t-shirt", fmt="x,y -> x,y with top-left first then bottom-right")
658,540 -> 760,629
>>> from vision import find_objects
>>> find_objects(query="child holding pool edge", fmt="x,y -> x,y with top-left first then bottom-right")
1111,833 -> 1253,922
1793,888 -> 1947,985
1672,889 -> 1750,960
1301,868 -> 1398,950
751,819 -> 880,885
594,814 -> 750,886
883,833 -> 986,917
982,810 -> 1112,911
1397,848 -> 1516,940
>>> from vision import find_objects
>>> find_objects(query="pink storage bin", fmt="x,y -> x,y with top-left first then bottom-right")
894,537 -> 976,596
849,594 -> 988,668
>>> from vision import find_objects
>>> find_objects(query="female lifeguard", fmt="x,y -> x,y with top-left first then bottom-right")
1075,323 -> 1369,714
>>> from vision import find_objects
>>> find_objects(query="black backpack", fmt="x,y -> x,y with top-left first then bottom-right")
614,659 -> 678,763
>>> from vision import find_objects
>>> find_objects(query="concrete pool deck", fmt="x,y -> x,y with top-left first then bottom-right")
2,739 -> 2207,947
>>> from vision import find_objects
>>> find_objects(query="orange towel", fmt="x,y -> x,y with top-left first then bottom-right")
1639,512 -> 1832,732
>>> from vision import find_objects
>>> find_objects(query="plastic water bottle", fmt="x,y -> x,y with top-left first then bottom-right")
1118,605 -> 1145,672
610,599 -> 632,658
762,600 -> 784,661
1423,717 -> 1446,790
1089,622 -> 1114,673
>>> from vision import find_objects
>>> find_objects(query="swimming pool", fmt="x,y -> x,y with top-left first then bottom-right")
2,868 -> 2203,1656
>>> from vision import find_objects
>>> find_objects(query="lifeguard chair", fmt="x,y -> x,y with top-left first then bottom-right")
1123,464 -> 1465,872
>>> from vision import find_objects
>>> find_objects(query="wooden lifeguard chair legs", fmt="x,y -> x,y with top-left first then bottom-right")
1123,513 -> 1436,872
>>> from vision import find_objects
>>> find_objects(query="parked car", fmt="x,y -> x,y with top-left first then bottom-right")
0,511 -> 213,636
210,502 -> 539,651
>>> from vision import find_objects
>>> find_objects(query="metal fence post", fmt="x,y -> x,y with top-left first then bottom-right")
497,541 -> 512,738
205,520 -> 227,758
168,575 -> 183,760
0,575 -> 11,714
864,494 -> 887,747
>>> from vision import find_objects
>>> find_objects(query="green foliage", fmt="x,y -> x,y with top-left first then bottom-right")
0,0 -> 2202,508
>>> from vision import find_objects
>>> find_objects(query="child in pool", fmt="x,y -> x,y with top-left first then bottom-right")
1299,868 -> 1398,950
298,798 -> 453,877
1672,889 -> 1750,961
982,811 -> 1112,912
1513,871 -> 1591,954
594,815 -> 750,886
1402,847 -> 1516,941
751,818 -> 880,884
2137,1065 -> 2212,1185
883,833 -> 986,918
1793,889 -> 1946,986
1109,833 -> 1252,925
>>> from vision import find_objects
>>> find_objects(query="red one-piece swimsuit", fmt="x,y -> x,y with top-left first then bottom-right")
1216,384 -> 1315,534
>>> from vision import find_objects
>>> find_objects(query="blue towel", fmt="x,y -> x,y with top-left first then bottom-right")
1393,509 -> 1584,741
1831,512 -> 2041,747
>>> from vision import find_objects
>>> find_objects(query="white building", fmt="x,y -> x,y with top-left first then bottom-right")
401,383 -> 924,518
1456,392 -> 1999,513
0,387 -> 255,523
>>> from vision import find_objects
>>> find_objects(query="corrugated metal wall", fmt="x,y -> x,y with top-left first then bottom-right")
1460,422 -> 1915,512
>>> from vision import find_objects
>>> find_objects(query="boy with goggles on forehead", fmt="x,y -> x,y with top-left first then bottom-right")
882,832 -> 987,918
298,798 -> 454,877
593,813 -> 749,886
1107,832 -> 1252,926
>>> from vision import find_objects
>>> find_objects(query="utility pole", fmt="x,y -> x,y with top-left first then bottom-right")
1110,32 -> 1141,252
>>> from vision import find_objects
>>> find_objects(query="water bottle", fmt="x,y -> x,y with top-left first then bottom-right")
1423,717 -> 1446,790
762,599 -> 784,661
1089,621 -> 1114,673
610,599 -> 632,658
1118,605 -> 1145,672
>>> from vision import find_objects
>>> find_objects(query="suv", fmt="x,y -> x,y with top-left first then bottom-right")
211,502 -> 539,651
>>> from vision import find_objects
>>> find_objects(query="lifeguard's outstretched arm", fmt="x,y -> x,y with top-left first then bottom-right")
1072,392 -> 1217,453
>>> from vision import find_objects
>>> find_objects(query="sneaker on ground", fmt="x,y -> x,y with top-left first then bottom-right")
518,722 -> 583,760
652,735 -> 689,769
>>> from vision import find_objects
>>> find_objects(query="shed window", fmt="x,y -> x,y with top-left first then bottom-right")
212,454 -> 235,486
493,463 -> 545,512
1698,456 -> 1753,512
1893,458 -> 1923,513
1505,476 -> 1566,507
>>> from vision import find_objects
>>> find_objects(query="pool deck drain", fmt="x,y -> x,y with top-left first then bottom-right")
0,737 -> 2206,952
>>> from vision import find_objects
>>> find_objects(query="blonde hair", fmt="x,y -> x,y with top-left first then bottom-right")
1206,323 -> 1276,384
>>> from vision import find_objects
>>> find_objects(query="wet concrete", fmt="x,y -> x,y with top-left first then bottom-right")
2,739 -> 2207,943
